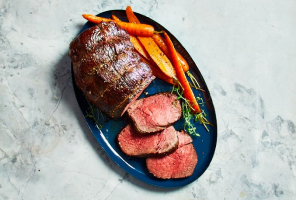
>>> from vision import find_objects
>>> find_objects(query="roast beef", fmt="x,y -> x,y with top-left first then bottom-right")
177,130 -> 193,146
146,130 -> 198,179
127,92 -> 182,134
69,21 -> 155,119
117,125 -> 178,157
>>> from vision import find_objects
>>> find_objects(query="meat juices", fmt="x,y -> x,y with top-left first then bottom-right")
117,125 -> 179,157
127,92 -> 182,134
69,21 -> 155,119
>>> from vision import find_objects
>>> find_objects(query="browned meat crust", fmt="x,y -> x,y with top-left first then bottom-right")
69,21 -> 155,119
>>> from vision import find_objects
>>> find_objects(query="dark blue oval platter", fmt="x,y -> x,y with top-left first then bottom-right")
71,10 -> 217,188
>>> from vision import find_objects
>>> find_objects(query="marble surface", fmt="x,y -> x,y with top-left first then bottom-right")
1,0 -> 295,199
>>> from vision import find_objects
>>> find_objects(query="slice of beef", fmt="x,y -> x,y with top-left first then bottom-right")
69,21 -> 155,119
146,130 -> 198,179
127,92 -> 182,134
117,125 -> 178,157
178,130 -> 193,146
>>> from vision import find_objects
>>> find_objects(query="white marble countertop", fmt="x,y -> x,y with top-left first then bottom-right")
1,0 -> 296,199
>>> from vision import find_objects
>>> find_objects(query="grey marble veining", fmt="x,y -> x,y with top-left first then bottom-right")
1,0 -> 295,199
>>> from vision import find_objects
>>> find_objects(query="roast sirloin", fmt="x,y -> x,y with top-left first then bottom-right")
69,21 -> 155,119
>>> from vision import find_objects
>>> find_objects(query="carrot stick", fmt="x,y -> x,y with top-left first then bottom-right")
151,33 -> 189,72
152,33 -> 201,89
141,56 -> 175,85
129,36 -> 152,61
82,14 -> 155,37
126,6 -> 141,24
112,13 -> 174,85
125,6 -> 177,80
111,14 -> 120,21
138,37 -> 176,79
163,31 -> 201,114
111,15 -> 151,61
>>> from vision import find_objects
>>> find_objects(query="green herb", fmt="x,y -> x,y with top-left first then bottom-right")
182,101 -> 200,137
85,100 -> 106,129
186,71 -> 200,90
171,85 -> 212,136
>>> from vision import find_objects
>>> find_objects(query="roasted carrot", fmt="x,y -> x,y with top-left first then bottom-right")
141,56 -> 175,85
82,14 -> 155,37
126,6 -> 141,24
139,37 -> 177,78
151,33 -> 189,72
125,6 -> 177,80
128,6 -> 188,73
129,36 -> 152,61
111,14 -> 120,21
112,13 -> 174,84
163,31 -> 201,114
111,15 -> 151,61
152,33 -> 201,89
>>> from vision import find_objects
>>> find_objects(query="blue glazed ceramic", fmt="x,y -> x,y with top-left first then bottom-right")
71,10 -> 217,188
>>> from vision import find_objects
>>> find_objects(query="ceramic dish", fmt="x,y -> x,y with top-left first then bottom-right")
71,10 -> 217,188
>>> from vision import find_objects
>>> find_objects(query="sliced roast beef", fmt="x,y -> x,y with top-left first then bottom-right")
118,125 -> 178,157
178,130 -> 193,146
127,92 -> 182,134
146,130 -> 198,179
69,21 -> 155,119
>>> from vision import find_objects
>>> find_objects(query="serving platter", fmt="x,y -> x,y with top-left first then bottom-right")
71,10 -> 217,188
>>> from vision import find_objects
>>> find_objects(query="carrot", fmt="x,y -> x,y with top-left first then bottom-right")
127,6 -> 200,89
125,6 -> 177,80
111,14 -> 120,21
129,36 -> 152,61
152,33 -> 201,89
126,6 -> 141,24
111,15 -> 119,21
128,6 -> 189,74
141,56 -> 175,85
111,15 -> 151,61
139,37 -> 177,79
151,33 -> 189,72
82,14 -> 155,37
112,14 -> 174,84
112,13 -> 175,84
163,31 -> 201,114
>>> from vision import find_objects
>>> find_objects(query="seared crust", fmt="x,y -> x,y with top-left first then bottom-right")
69,21 -> 155,119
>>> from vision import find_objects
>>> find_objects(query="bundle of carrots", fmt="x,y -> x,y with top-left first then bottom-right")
82,6 -> 211,129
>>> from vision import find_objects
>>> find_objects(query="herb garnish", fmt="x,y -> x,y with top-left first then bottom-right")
85,100 -> 106,129
171,85 -> 212,136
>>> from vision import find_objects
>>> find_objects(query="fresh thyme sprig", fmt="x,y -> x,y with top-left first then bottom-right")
85,100 -> 106,129
186,71 -> 200,90
171,85 -> 213,136
181,101 -> 200,137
